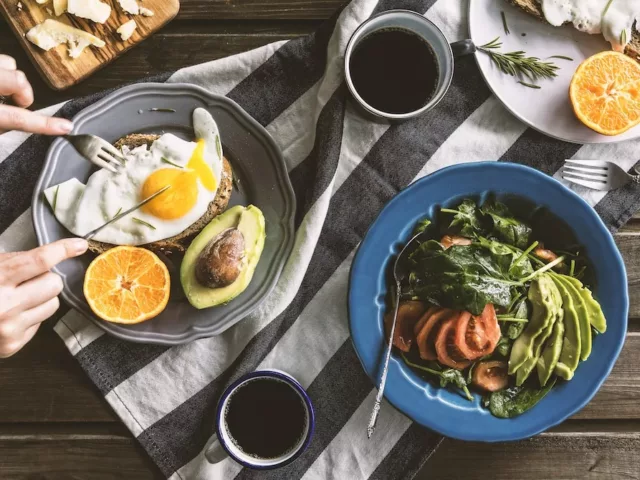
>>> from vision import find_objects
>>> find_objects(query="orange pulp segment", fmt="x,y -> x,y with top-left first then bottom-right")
83,246 -> 170,324
570,51 -> 640,136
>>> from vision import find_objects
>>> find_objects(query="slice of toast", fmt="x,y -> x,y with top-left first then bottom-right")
508,0 -> 640,62
87,133 -> 233,256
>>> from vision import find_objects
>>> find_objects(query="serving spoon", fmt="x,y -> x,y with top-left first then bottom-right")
367,229 -> 427,438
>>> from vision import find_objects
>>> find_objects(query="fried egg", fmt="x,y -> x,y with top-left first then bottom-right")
44,108 -> 224,245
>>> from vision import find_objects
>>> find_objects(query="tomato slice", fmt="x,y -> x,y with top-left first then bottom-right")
471,361 -> 509,392
453,304 -> 501,360
413,306 -> 439,337
416,308 -> 453,361
435,314 -> 472,370
384,301 -> 427,352
440,235 -> 472,249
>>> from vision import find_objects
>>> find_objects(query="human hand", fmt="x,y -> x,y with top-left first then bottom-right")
0,238 -> 88,358
0,54 -> 73,135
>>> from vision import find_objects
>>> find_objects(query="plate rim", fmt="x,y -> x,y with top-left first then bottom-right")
32,82 -> 296,345
348,161 -> 628,441
467,0 -> 640,145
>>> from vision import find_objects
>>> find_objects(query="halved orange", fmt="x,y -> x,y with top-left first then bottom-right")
83,246 -> 170,324
570,51 -> 640,136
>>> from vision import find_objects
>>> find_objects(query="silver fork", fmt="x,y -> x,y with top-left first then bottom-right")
560,160 -> 640,191
63,134 -> 126,173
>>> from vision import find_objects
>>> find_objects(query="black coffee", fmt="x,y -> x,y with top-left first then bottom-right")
349,28 -> 439,114
224,378 -> 307,459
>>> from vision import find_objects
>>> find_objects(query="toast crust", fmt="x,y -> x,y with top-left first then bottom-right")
508,0 -> 640,62
87,133 -> 233,255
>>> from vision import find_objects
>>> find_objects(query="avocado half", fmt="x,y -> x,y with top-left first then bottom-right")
181,205 -> 266,309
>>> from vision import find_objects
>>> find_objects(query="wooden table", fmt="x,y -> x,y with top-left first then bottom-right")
1,2 -> 639,478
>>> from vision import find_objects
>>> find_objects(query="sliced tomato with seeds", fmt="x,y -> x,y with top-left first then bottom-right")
383,301 -> 427,352
413,306 -> 439,337
471,361 -> 509,392
416,308 -> 453,361
435,314 -> 472,370
453,304 -> 501,360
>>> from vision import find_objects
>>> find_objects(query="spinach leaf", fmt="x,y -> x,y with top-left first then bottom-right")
413,218 -> 432,236
402,354 -> 473,401
409,240 -> 520,315
507,299 -> 529,339
442,199 -> 486,238
477,237 -> 533,279
482,201 -> 533,250
488,378 -> 556,418
496,337 -> 511,357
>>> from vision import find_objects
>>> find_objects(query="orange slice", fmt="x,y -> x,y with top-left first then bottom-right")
570,51 -> 640,136
83,246 -> 170,324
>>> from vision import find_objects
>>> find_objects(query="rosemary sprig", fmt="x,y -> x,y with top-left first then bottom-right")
53,185 -> 60,213
112,207 -> 123,220
501,11 -> 510,35
161,157 -> 184,168
518,81 -> 541,89
478,37 -> 560,81
132,217 -> 156,230
549,55 -> 574,61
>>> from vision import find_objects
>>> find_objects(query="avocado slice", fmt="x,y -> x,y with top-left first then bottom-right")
550,275 -> 581,379
509,275 -> 559,376
181,205 -> 266,309
554,274 -> 592,361
561,275 -> 607,334
537,317 -> 564,386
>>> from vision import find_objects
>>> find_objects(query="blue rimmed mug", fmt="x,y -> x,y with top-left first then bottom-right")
205,370 -> 315,470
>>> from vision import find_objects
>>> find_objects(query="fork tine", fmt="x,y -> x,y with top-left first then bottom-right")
560,169 -> 607,182
565,159 -> 609,170
97,151 -> 123,171
101,142 -> 126,164
92,155 -> 119,174
562,175 -> 610,191
562,166 -> 607,177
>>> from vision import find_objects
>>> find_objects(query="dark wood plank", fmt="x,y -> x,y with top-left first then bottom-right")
0,424 -> 161,480
0,20 -> 317,108
178,0 -> 343,20
419,427 -> 640,480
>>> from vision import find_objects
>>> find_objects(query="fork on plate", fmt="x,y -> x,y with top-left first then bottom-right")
63,134 -> 126,173
560,160 -> 640,191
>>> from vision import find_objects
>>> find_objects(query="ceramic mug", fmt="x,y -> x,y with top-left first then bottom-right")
344,9 -> 475,121
205,370 -> 315,470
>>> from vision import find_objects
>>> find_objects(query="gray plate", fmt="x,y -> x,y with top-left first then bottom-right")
32,83 -> 296,345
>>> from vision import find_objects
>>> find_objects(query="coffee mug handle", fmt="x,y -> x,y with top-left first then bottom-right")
204,433 -> 228,464
450,39 -> 476,58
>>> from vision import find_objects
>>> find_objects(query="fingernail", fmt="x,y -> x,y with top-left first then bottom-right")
53,118 -> 73,134
69,238 -> 88,255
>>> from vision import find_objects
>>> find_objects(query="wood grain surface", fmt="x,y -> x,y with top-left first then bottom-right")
1,2 -> 640,478
0,0 -> 180,90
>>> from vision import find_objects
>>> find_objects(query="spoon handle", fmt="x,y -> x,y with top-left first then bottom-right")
367,279 -> 401,439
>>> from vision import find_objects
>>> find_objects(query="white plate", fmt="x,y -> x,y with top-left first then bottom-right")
468,0 -> 640,144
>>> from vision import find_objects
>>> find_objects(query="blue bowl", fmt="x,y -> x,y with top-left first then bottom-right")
348,162 -> 628,442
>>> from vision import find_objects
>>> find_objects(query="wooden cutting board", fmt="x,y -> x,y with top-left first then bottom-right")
0,0 -> 180,90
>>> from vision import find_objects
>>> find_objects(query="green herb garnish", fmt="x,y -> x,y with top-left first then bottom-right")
519,255 -> 566,283
569,259 -> 576,277
621,29 -> 627,46
510,241 -> 539,273
479,37 -> 560,81
518,81 -> 541,89
112,207 -> 123,219
161,157 -> 184,168
149,108 -> 176,113
549,55 -> 574,61
53,185 -> 60,213
215,135 -> 223,159
501,11 -> 510,35
132,217 -> 156,230
402,354 -> 473,401
602,0 -> 615,18
496,316 -> 528,323
413,218 -> 432,236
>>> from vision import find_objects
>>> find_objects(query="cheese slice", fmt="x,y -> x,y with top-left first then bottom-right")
53,0 -> 67,16
117,19 -> 137,41
67,0 -> 111,24
139,7 -> 153,17
117,0 -> 138,15
26,19 -> 105,58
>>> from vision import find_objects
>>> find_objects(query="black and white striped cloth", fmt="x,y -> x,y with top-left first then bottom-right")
1,0 -> 639,478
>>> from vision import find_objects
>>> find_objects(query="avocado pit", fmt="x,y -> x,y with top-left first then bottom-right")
194,228 -> 246,288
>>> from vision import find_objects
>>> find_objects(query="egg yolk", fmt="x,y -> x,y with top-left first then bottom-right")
141,139 -> 217,220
